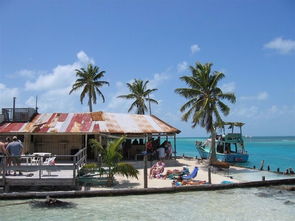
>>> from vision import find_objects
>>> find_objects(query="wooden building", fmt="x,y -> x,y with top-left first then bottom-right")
0,111 -> 181,159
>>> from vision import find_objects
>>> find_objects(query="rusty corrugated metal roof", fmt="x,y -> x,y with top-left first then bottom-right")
0,112 -> 181,134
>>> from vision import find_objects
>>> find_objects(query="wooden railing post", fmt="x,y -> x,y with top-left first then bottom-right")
38,157 -> 42,179
73,155 -> 77,179
2,157 -> 6,185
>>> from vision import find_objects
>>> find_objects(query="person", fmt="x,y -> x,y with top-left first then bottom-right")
157,143 -> 165,160
149,160 -> 165,178
153,137 -> 160,150
0,141 -> 7,174
146,138 -> 155,160
132,139 -> 139,145
166,141 -> 172,159
6,136 -> 23,175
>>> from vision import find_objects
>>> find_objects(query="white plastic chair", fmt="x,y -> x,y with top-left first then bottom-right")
43,157 -> 56,176
30,156 -> 40,165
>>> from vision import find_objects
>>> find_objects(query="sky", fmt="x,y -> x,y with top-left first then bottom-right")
0,0 -> 295,137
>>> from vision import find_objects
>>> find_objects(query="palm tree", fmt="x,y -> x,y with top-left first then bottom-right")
175,62 -> 236,163
89,136 -> 139,186
117,79 -> 158,114
69,64 -> 109,112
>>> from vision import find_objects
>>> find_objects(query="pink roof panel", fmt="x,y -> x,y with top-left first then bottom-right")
0,112 -> 181,134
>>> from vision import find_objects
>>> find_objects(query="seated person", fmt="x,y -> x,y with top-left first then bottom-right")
149,160 -> 165,178
132,139 -> 139,145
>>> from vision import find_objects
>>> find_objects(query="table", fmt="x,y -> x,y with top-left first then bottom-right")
32,152 -> 52,165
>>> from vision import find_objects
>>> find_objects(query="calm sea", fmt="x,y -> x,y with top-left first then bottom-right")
1,188 -> 295,221
173,136 -> 295,172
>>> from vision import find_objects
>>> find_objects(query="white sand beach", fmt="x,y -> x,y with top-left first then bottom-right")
90,158 -> 242,190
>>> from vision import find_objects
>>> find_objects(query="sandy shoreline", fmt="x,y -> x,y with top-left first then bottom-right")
89,158 -> 243,191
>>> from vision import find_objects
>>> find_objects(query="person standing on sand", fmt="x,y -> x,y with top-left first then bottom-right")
6,136 -> 23,175
166,141 -> 172,160
157,142 -> 166,160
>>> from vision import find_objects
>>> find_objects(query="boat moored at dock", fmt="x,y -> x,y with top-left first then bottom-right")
196,122 -> 249,163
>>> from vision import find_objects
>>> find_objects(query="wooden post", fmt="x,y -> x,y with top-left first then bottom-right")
3,157 -> 7,191
259,160 -> 264,170
85,134 -> 88,148
39,158 -> 42,179
173,135 -> 176,159
208,167 -> 212,184
73,155 -> 77,180
144,155 -> 148,188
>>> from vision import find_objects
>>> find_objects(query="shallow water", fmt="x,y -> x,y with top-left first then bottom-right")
1,187 -> 295,221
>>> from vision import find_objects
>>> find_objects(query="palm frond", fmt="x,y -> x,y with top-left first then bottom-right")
70,64 -> 108,112
114,163 -> 139,179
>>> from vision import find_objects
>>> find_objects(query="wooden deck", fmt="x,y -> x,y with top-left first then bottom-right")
0,148 -> 87,192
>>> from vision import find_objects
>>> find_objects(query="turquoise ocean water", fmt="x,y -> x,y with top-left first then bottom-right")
173,136 -> 295,172
1,188 -> 295,221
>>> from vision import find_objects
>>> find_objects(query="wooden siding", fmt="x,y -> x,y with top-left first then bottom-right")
32,135 -> 83,155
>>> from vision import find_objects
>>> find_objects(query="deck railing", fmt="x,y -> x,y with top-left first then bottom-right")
0,147 -> 87,182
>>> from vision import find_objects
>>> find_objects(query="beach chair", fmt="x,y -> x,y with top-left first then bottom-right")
182,167 -> 199,180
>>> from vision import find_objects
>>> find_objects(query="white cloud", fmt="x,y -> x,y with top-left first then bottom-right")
106,81 -> 131,112
22,51 -> 97,113
266,105 -> 295,116
264,37 -> 295,54
221,82 -> 236,93
231,105 -> 259,118
25,86 -> 81,113
0,83 -> 19,107
25,51 -> 93,91
190,44 -> 200,54
106,72 -> 169,113
177,61 -> 189,73
231,104 -> 295,120
257,92 -> 268,100
149,72 -> 170,89
240,92 -> 268,101
77,51 -> 95,64
17,69 -> 36,78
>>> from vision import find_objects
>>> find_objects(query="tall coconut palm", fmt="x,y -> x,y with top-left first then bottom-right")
89,136 -> 139,186
175,62 -> 236,163
69,64 -> 109,112
117,79 -> 158,115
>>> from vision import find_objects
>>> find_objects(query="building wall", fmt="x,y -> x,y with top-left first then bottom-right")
32,135 -> 83,155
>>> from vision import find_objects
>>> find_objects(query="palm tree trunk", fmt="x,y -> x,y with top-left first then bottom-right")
209,128 -> 217,164
89,93 -> 93,112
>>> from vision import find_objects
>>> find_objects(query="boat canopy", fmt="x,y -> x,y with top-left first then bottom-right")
215,121 -> 245,128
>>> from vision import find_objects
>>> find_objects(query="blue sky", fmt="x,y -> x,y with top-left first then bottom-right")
0,0 -> 295,136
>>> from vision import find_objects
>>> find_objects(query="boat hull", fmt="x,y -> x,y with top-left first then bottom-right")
196,145 -> 249,163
